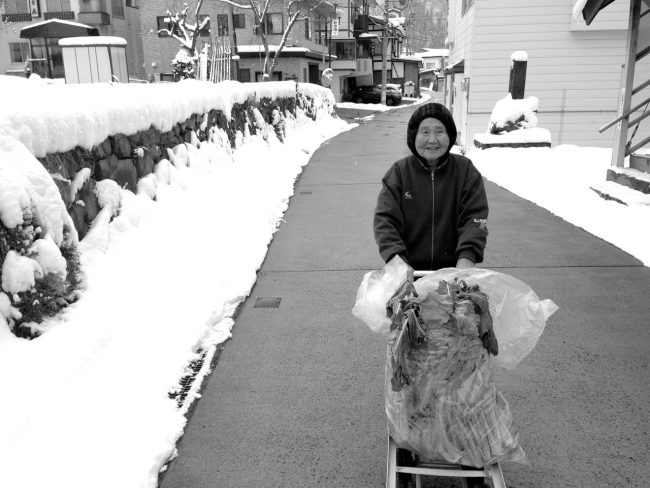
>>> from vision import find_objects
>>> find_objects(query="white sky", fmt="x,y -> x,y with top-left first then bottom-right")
0,77 -> 648,488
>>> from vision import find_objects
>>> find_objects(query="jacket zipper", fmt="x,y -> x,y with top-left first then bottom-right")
430,170 -> 435,269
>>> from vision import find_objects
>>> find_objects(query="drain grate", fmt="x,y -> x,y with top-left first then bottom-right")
168,349 -> 208,408
254,297 -> 282,308
300,191 -> 312,194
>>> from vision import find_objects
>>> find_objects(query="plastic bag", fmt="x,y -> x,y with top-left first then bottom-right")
414,268 -> 558,370
385,282 -> 526,467
351,256 -> 409,335
353,263 -> 558,466
383,268 -> 558,467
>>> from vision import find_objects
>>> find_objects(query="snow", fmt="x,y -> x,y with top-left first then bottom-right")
32,234 -> 67,276
488,93 -> 540,130
0,78 -> 351,488
0,76 -> 649,488
468,144 -> 650,266
59,36 -> 127,47
510,50 -> 528,62
1,251 -> 41,294
0,135 -> 76,247
572,0 -> 589,21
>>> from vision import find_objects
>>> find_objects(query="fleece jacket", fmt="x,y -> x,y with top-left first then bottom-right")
373,152 -> 489,271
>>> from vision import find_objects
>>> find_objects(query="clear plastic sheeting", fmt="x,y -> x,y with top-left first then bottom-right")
415,268 -> 559,371
352,259 -> 558,467
351,256 -> 410,335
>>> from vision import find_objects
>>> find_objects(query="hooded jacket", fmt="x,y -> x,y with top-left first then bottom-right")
373,103 -> 489,270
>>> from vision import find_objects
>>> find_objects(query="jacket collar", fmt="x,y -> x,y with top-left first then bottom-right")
413,153 -> 450,174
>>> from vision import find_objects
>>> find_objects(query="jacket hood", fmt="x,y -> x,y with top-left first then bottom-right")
406,103 -> 457,168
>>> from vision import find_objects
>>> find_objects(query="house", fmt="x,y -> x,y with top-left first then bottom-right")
0,0 -> 144,80
414,47 -> 448,89
328,0 -> 418,102
444,0 -> 650,149
140,0 -> 336,84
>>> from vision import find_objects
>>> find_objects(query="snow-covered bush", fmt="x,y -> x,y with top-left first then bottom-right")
0,138 -> 82,337
488,93 -> 540,134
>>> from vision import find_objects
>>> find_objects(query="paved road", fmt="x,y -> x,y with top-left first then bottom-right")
159,102 -> 650,488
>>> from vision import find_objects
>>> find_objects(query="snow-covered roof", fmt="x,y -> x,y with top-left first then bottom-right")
420,48 -> 449,57
22,18 -> 95,31
59,36 -> 127,47
237,45 -> 310,54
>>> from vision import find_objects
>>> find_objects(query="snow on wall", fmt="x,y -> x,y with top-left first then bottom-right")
0,78 -> 330,159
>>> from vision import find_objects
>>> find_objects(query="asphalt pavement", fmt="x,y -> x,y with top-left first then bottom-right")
159,100 -> 650,488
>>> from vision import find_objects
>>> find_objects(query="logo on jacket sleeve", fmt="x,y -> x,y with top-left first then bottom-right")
474,218 -> 488,232
404,191 -> 413,200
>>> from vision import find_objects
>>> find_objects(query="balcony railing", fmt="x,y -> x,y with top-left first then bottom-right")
44,11 -> 76,20
1,12 -> 32,22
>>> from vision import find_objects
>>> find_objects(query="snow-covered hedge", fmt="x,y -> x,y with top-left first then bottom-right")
0,78 -> 335,337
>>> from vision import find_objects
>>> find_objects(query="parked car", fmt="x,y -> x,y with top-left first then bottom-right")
348,85 -> 402,106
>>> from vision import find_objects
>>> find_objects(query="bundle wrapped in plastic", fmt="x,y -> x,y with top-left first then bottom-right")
352,258 -> 558,467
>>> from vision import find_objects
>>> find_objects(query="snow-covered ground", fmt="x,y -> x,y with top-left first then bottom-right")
0,80 -> 648,488
468,145 -> 650,266
0,78 -> 352,488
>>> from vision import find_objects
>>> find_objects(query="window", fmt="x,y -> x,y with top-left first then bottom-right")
4,0 -> 29,13
217,14 -> 228,36
233,13 -> 245,29
239,68 -> 250,82
261,13 -> 283,35
199,14 -> 210,37
461,0 -> 474,15
112,0 -> 124,18
125,0 -> 138,6
9,42 -> 30,63
334,40 -> 354,60
304,18 -> 311,40
46,0 -> 71,11
157,16 -> 180,37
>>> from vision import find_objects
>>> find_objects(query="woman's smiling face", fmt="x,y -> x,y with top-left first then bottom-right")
414,117 -> 449,164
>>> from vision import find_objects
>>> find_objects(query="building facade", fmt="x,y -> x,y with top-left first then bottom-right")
139,0 -> 336,84
0,0 -> 144,79
445,0 -> 650,148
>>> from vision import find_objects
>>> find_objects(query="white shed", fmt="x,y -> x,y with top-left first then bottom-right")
59,36 -> 129,84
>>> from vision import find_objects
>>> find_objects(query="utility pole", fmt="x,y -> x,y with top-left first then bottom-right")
381,0 -> 388,104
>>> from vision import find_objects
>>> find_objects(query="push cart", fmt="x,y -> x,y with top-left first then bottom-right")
385,271 -> 508,488
386,434 -> 507,488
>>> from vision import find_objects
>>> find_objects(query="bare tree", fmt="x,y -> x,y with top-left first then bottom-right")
158,1 -> 211,80
214,0 -> 334,80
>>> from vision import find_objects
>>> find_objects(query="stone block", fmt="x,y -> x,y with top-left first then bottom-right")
148,144 -> 162,161
68,203 -> 88,240
60,151 -> 80,177
77,179 -> 99,224
114,158 -> 137,191
136,153 -> 155,178
112,134 -> 132,159
95,154 -> 118,181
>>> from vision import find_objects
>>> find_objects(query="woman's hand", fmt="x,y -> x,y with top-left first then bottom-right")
456,257 -> 475,269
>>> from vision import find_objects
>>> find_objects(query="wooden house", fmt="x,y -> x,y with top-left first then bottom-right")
444,0 -> 650,149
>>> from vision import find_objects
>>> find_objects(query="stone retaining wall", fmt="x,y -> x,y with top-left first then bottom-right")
1,83 -> 331,337
39,96 -> 302,240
